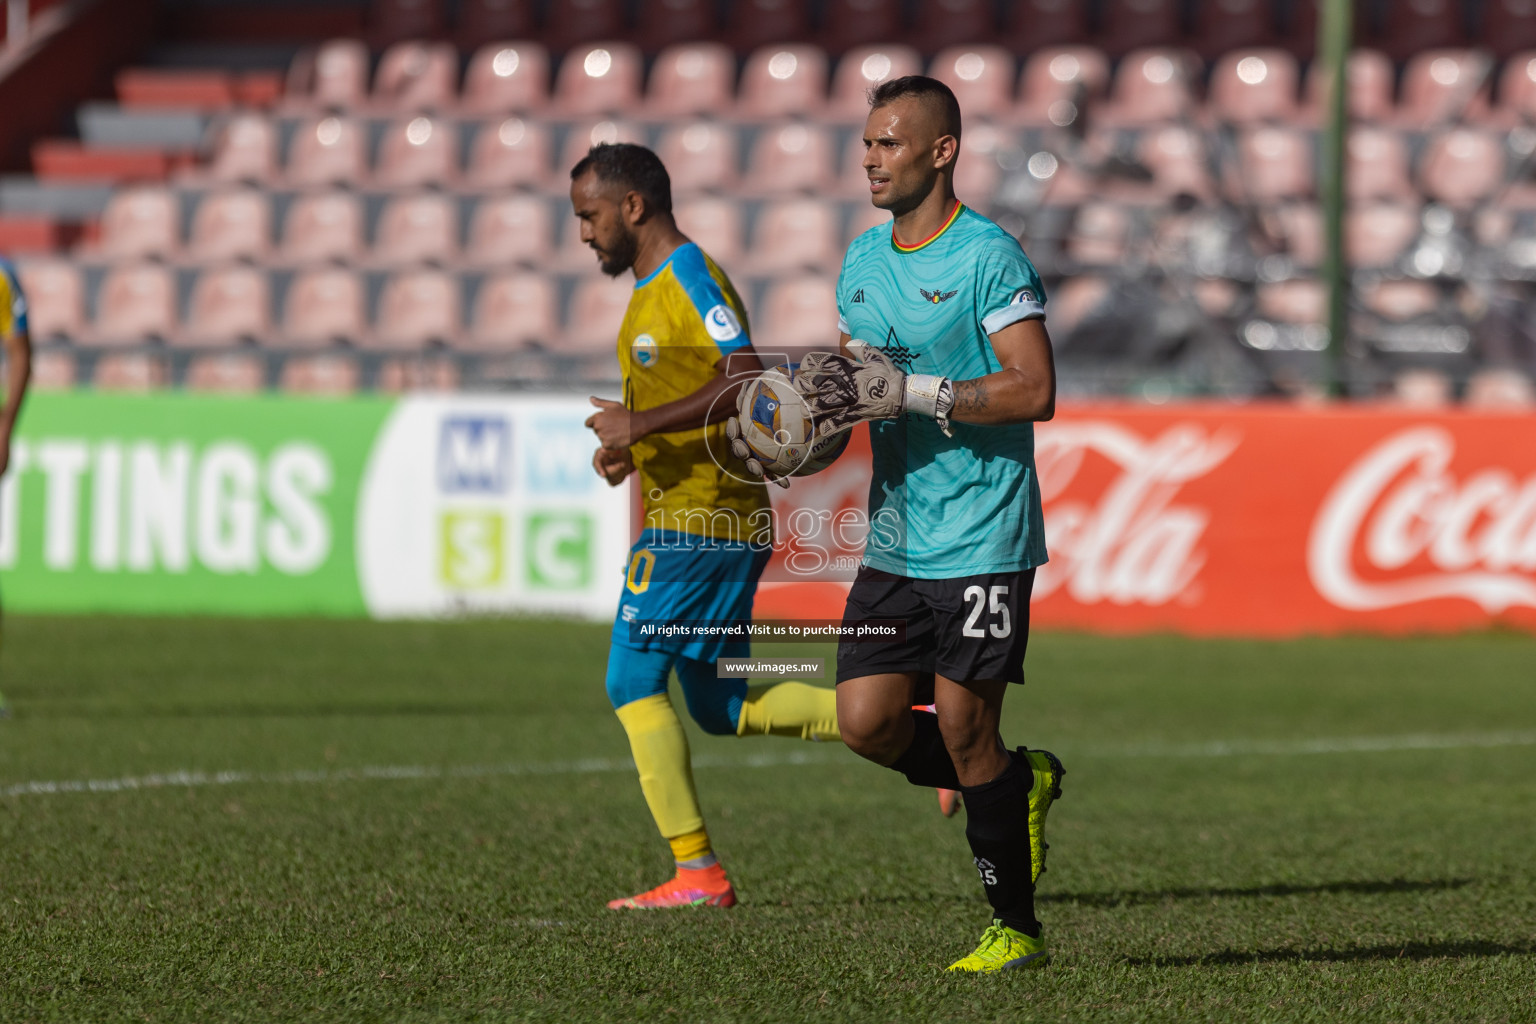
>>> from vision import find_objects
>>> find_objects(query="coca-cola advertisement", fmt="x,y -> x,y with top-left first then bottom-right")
754,405 -> 1536,637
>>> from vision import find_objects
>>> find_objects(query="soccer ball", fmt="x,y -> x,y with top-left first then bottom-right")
733,364 -> 850,478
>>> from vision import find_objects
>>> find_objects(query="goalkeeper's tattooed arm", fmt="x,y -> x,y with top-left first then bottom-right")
587,348 -> 767,448
949,318 -> 1056,425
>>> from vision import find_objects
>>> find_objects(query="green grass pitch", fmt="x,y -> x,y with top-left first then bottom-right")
0,616 -> 1533,1023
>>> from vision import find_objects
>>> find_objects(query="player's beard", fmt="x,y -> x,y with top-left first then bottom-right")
597,227 -> 640,277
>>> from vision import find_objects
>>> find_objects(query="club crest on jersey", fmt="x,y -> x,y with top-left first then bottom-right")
704,304 -> 742,342
632,333 -> 658,367
920,288 -> 957,304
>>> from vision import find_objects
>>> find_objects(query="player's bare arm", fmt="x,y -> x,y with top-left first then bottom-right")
586,347 -> 765,449
950,318 -> 1055,424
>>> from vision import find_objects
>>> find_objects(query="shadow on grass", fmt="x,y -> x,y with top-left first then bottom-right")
1127,938 -> 1535,967
1042,877 -> 1474,909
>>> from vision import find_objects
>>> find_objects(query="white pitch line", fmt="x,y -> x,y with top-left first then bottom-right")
2,730 -> 1534,800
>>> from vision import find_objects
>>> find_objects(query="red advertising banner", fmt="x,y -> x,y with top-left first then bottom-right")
753,405 -> 1536,637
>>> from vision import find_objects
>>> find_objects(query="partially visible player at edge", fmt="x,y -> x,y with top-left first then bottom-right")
732,77 -> 1063,971
570,143 -> 842,910
0,257 -> 33,717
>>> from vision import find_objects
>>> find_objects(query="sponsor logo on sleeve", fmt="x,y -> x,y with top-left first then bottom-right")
704,304 -> 742,342
1012,288 -> 1038,306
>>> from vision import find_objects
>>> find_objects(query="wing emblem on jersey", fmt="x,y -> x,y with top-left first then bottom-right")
920,288 -> 958,304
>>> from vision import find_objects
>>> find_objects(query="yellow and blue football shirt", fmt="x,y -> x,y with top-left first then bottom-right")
619,242 -> 769,541
0,259 -> 28,339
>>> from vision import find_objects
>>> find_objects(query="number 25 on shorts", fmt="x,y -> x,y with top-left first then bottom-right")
962,585 -> 1011,638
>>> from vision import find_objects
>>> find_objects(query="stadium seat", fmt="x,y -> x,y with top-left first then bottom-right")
373,269 -> 461,348
820,0 -> 906,56
187,189 -> 272,263
673,197 -> 746,266
178,266 -> 271,347
463,117 -> 553,190
202,113 -> 279,183
1049,274 -> 1112,335
1390,368 -> 1453,407
737,45 -> 829,119
376,357 -> 461,391
998,0 -> 1091,53
287,115 -> 368,186
1362,279 -> 1439,320
456,0 -> 537,50
1345,202 -> 1418,267
953,123 -> 1013,203
1208,49 -> 1300,124
468,272 -> 558,348
553,43 -> 644,117
1420,129 -> 1505,210
1495,53 -> 1536,125
1016,48 -> 1111,127
1102,49 -> 1201,125
1189,0 -> 1279,59
282,267 -> 367,346
1375,0 -> 1466,61
1465,368 -> 1536,407
564,274 -> 632,350
1346,128 -> 1414,201
907,0 -> 994,57
1400,50 -> 1494,127
1236,126 -> 1313,201
655,121 -> 739,195
1255,278 -> 1324,323
1067,202 -> 1133,266
461,42 -> 550,114
725,0 -> 812,56
286,39 -> 370,110
1136,125 -> 1215,200
279,354 -> 360,393
1271,203 -> 1322,265
544,0 -> 629,54
94,263 -> 178,343
16,260 -> 84,340
373,40 -> 458,112
1095,0 -> 1183,56
843,201 -> 888,246
374,115 -> 460,187
373,192 -> 460,266
827,45 -> 923,120
31,350 -> 76,390
744,198 -> 839,275
1303,49 -> 1394,123
1480,0 -> 1536,58
464,194 -> 555,267
185,353 -> 266,392
558,120 -> 646,182
929,47 -> 1015,122
93,353 -> 169,391
741,122 -> 836,195
756,275 -> 838,347
280,191 -> 365,265
633,0 -> 720,55
645,43 -> 737,118
97,186 -> 180,260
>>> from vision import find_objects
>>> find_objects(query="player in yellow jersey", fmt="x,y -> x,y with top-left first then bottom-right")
0,258 -> 34,717
570,143 -> 841,909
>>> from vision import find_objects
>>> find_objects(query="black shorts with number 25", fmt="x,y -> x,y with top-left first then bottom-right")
835,564 -> 1037,688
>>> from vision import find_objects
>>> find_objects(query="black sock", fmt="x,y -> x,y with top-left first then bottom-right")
961,752 -> 1039,937
887,709 -> 961,790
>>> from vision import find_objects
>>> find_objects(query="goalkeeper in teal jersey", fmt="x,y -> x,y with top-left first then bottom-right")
730,76 -> 1063,973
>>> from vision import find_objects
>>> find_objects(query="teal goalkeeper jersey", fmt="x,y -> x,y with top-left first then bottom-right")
835,202 -> 1050,579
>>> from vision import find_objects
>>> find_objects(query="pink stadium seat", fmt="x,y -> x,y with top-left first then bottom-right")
1255,278 -> 1324,323
187,189 -> 271,263
1103,49 -> 1201,125
1049,275 -> 1111,334
1481,1 -> 1536,58
544,0 -> 628,54
178,266 -> 270,347
280,191 -> 365,265
287,39 -> 370,110
1389,368 -> 1453,407
634,0 -> 720,55
279,354 -> 360,394
376,357 -> 460,392
726,0 -> 812,55
464,194 -> 554,267
553,42 -> 643,116
1398,50 -> 1494,126
741,122 -> 836,195
461,42 -> 550,114
929,47 -> 1015,121
282,267 -> 367,346
558,120 -> 646,180
287,115 -> 368,186
1363,280 -> 1439,321
1272,203 -> 1322,265
953,123 -> 1013,203
674,197 -> 746,266
908,0 -> 994,56
1346,128 -> 1414,201
756,275 -> 838,348
820,0 -> 906,56
374,115 -> 459,187
843,201 -> 888,246
1376,0 -> 1466,61
1345,203 -> 1418,267
646,43 -> 736,117
32,350 -> 76,390
94,263 -> 177,343
564,274 -> 632,350
1497,53 -> 1536,125
1096,0 -> 1183,56
655,121 -> 739,195
463,116 -> 553,190
745,198 -> 839,275
1304,49 -> 1395,123
1466,369 -> 1536,408
468,272 -> 558,348
373,270 -> 460,348
1136,125 -> 1215,200
98,186 -> 180,260
185,354 -> 266,392
16,260 -> 84,340
1236,127 -> 1313,201
998,0 -> 1091,53
373,192 -> 460,266
828,45 -> 923,120
1189,0 -> 1278,59
1067,202 -> 1133,265
373,41 -> 458,111
1420,129 -> 1505,209
94,353 -> 168,391
737,45 -> 829,119
203,113 -> 279,183
1016,47 -> 1111,127
456,0 -> 537,50
1209,49 -> 1300,124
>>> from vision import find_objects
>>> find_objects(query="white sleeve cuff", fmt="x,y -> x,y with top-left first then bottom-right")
981,302 -> 1046,335
836,314 -> 850,335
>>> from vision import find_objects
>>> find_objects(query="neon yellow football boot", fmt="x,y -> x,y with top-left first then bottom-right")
1021,748 -> 1065,885
947,920 -> 1049,973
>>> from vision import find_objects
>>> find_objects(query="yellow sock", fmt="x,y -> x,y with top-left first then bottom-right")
736,682 -> 841,743
668,829 -> 713,864
615,694 -> 705,840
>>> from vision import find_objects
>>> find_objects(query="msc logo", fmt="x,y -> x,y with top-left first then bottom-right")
524,417 -> 595,495
526,511 -> 594,590
438,416 -> 510,494
440,511 -> 505,588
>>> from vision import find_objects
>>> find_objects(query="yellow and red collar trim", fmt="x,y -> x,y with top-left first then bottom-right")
891,201 -> 964,254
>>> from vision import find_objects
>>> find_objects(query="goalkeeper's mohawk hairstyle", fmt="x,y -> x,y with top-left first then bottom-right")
571,142 -> 673,215
869,75 -> 962,143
